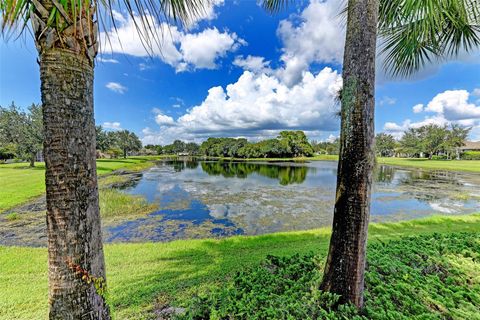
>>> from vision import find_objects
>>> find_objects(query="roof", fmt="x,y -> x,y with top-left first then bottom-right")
459,141 -> 480,150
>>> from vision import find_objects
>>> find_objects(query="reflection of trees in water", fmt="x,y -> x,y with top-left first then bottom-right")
200,161 -> 309,185
375,165 -> 396,183
375,165 -> 467,203
164,159 -> 199,172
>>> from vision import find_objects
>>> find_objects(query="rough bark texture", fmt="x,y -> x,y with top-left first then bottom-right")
320,0 -> 379,308
40,49 -> 110,319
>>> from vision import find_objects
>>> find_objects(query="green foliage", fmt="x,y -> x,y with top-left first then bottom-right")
461,151 -> 480,160
114,130 -> 142,158
378,0 -> 480,77
106,148 -> 123,159
198,131 -> 314,159
0,102 -> 43,165
311,139 -> 340,155
399,124 -> 470,159
364,233 -> 480,319
178,253 -> 362,320
375,133 -> 396,157
180,232 -> 480,320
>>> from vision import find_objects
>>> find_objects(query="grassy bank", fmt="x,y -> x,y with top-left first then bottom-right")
376,157 -> 480,173
1,213 -> 479,319
0,156 -> 166,212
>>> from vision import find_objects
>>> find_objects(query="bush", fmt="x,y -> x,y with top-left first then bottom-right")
461,151 -> 480,160
179,233 -> 480,320
178,253 -> 363,320
431,155 -> 448,160
106,148 -> 123,159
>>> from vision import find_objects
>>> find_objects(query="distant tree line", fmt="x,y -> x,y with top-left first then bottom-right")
1,103 -> 144,163
311,138 -> 340,155
376,124 -> 471,159
145,131 -> 315,158
95,126 -> 142,158
0,102 -> 43,166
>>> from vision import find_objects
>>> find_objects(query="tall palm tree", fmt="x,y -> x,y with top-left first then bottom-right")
263,0 -> 480,308
1,0 -> 209,318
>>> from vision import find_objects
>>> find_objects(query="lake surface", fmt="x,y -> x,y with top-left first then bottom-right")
105,159 -> 480,242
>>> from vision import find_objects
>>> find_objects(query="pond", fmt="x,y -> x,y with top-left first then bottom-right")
104,159 -> 480,242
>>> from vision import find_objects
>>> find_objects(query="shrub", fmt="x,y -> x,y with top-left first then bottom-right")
431,155 -> 448,160
178,253 -> 363,320
461,151 -> 480,160
179,233 -> 480,320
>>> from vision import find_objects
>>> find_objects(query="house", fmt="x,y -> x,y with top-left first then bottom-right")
459,141 -> 480,152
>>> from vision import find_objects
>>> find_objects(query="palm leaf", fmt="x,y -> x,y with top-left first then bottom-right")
378,0 -> 480,77
1,0 -> 212,55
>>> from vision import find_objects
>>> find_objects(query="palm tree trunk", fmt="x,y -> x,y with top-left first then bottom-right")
40,48 -> 110,319
320,0 -> 378,308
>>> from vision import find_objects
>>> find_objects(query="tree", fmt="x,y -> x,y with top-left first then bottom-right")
399,128 -> 422,157
172,139 -> 186,154
185,142 -> 200,155
1,1 -> 208,318
418,124 -> 448,159
278,130 -> 314,157
0,103 -> 43,166
445,124 -> 470,159
375,133 -> 396,157
263,0 -> 480,308
114,130 -> 142,158
95,126 -> 110,153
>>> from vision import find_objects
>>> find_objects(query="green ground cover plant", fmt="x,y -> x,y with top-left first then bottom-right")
0,214 -> 479,319
181,232 -> 480,320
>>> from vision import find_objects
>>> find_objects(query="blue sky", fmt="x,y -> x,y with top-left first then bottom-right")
1,0 -> 480,144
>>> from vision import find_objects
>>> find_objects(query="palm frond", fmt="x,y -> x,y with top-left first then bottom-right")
1,0 -> 212,56
379,0 -> 480,77
260,0 -> 289,14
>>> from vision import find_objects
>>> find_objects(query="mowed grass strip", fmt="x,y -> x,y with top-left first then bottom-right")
376,157 -> 480,173
0,213 -> 479,320
0,156 -> 165,212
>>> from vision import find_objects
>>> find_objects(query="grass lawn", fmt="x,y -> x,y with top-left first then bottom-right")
1,213 -> 479,319
376,157 -> 480,173
0,156 -> 166,212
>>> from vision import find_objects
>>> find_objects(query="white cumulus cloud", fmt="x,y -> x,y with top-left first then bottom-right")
412,104 -> 424,113
100,11 -> 243,72
106,82 -> 127,94
142,67 -> 342,145
102,122 -> 122,130
276,0 -> 344,86
384,89 -> 480,139
233,55 -> 271,73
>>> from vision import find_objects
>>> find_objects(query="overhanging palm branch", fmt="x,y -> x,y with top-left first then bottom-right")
1,0 -> 212,58
377,0 -> 480,77
262,0 -> 480,78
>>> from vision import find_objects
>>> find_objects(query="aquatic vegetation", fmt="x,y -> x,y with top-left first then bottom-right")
99,189 -> 158,221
